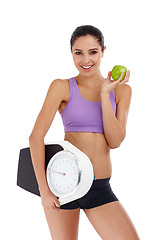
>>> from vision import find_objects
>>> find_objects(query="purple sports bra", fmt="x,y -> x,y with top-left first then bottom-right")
60,77 -> 116,133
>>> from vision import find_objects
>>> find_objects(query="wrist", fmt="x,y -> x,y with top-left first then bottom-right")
101,91 -> 110,99
39,187 -> 52,198
38,181 -> 50,195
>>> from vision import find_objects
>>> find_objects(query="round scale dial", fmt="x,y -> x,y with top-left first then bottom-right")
47,150 -> 81,198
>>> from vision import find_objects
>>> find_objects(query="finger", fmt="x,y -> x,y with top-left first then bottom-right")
54,205 -> 60,211
124,70 -> 130,80
55,199 -> 61,208
53,204 -> 60,211
119,78 -> 128,85
116,72 -> 124,83
118,71 -> 129,83
119,70 -> 130,85
106,71 -> 112,80
108,71 -> 112,79
55,198 -> 60,207
55,204 -> 60,209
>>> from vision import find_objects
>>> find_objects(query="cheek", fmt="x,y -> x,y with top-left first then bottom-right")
94,55 -> 102,65
72,56 -> 80,66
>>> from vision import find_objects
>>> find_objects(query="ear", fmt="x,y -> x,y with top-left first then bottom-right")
102,46 -> 106,57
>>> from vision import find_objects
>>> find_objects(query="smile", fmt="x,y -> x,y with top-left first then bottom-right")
81,65 -> 94,71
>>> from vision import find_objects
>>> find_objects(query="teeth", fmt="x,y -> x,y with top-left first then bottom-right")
82,65 -> 92,69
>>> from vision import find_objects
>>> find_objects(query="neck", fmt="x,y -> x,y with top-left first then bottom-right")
76,70 -> 105,87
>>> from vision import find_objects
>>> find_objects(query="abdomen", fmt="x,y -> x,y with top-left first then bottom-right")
64,132 -> 112,179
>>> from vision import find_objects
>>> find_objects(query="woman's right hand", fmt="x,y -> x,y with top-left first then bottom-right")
40,188 -> 61,211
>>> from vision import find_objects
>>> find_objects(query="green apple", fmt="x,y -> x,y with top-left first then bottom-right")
111,65 -> 127,81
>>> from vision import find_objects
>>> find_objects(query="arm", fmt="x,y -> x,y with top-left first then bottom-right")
29,79 -> 66,209
101,71 -> 132,149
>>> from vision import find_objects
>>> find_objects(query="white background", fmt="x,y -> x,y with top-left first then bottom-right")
1,0 -> 160,239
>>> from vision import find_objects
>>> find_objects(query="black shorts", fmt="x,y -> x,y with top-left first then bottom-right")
60,177 -> 119,210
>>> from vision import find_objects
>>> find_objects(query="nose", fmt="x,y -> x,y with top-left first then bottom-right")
82,54 -> 91,64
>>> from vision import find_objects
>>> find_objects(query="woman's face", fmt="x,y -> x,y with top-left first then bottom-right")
72,35 -> 106,77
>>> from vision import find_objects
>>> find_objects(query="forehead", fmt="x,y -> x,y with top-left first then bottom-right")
72,35 -> 100,50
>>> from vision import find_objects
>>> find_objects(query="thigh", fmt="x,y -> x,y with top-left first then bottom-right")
44,207 -> 80,240
84,201 -> 140,240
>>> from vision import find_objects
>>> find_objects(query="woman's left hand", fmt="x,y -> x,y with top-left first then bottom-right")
101,70 -> 130,95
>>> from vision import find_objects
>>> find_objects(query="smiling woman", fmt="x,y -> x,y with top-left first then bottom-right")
29,25 -> 140,240
70,25 -> 106,76
71,36 -> 106,76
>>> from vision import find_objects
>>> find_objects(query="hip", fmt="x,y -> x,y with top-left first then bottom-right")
60,176 -> 118,210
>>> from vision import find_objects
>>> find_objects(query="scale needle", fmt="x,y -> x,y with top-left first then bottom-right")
52,170 -> 65,176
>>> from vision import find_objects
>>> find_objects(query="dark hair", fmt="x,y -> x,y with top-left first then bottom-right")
70,25 -> 104,52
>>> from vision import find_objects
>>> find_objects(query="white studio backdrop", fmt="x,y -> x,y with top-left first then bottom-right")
0,0 -> 160,239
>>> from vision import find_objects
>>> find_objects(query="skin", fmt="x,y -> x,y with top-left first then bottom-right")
29,35 -> 140,239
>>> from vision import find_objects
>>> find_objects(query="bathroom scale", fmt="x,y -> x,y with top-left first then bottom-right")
17,141 -> 94,205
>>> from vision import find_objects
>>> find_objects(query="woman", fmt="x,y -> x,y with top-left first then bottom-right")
29,25 -> 140,240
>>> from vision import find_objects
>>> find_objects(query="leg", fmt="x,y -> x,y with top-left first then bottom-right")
84,201 -> 140,240
43,207 -> 80,240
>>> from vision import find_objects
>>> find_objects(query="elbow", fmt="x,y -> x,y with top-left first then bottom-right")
29,132 -> 42,144
29,131 -> 44,145
109,142 -> 121,149
108,134 -> 126,149
29,132 -> 33,141
29,133 -> 34,146
29,134 -> 33,142
29,131 -> 35,142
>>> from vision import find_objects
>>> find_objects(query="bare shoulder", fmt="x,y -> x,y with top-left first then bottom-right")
115,84 -> 132,104
50,78 -> 69,91
49,78 -> 70,102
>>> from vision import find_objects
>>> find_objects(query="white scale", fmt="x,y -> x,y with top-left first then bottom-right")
46,140 -> 94,205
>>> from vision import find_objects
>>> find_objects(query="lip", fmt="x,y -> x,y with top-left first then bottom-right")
81,65 -> 94,72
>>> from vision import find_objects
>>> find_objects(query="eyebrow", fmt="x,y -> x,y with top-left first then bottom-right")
74,48 -> 99,51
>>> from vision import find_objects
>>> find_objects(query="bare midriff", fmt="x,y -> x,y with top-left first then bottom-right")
64,132 -> 112,179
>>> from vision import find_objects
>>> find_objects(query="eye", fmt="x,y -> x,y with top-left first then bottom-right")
75,52 -> 82,55
90,51 -> 97,55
